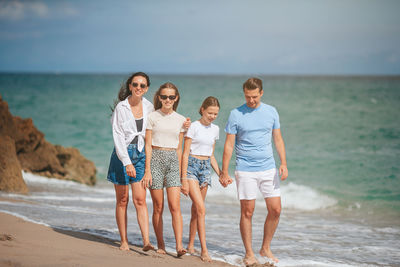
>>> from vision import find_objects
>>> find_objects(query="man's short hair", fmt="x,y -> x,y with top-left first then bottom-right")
243,77 -> 263,92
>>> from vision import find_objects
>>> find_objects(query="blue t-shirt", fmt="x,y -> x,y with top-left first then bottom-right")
225,102 -> 280,172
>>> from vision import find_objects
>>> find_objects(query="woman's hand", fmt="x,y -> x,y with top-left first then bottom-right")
183,117 -> 191,129
142,172 -> 152,189
126,164 -> 136,178
181,179 -> 189,196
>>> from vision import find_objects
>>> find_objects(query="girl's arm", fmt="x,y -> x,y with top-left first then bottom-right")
181,137 -> 192,179
143,129 -> 153,188
176,132 -> 184,175
210,142 -> 221,176
177,132 -> 188,196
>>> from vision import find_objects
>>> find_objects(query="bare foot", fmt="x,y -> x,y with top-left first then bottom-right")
243,255 -> 258,266
142,243 -> 154,252
156,248 -> 167,254
177,248 -> 187,257
187,247 -> 200,255
119,242 -> 130,251
201,252 -> 212,262
260,248 -> 279,263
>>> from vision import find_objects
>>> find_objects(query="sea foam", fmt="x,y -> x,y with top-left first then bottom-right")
281,182 -> 337,210
206,174 -> 337,211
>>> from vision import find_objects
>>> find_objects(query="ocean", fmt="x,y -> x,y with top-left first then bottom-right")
1,73 -> 399,266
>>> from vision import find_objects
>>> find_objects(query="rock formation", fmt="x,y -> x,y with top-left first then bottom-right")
0,95 -> 97,193
0,135 -> 28,194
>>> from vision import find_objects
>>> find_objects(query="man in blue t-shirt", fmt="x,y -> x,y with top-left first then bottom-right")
220,77 -> 288,265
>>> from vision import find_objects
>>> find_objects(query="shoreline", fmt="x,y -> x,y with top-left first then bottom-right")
0,211 -> 234,267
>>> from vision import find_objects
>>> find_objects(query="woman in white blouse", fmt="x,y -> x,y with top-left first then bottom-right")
107,72 -> 154,251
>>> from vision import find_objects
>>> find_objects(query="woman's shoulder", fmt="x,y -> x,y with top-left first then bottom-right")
142,97 -> 154,110
148,109 -> 159,118
114,98 -> 129,113
173,111 -> 186,121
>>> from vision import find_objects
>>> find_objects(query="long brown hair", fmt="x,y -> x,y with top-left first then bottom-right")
199,96 -> 220,115
153,82 -> 180,111
111,72 -> 150,111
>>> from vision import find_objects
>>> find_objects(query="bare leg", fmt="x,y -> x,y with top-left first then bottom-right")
188,181 -> 211,261
187,202 -> 198,254
240,199 -> 258,265
114,184 -> 130,250
260,196 -> 281,263
131,182 -> 153,251
150,189 -> 166,254
166,186 -> 186,257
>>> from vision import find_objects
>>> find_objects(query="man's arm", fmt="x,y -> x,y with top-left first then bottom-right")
272,128 -> 288,180
220,133 -> 235,187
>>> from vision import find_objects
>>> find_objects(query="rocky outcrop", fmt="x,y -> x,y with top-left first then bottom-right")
0,95 -> 97,193
54,145 -> 97,185
0,135 -> 28,194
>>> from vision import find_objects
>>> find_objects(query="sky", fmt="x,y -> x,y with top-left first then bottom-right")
0,0 -> 400,75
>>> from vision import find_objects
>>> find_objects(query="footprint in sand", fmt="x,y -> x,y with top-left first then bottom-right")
0,234 -> 13,241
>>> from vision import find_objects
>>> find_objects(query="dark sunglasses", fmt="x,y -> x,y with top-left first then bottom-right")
159,95 -> 177,100
131,82 -> 147,89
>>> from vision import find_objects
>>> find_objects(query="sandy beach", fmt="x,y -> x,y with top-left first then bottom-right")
0,211 -> 234,267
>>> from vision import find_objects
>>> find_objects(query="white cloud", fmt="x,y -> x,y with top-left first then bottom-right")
0,0 -> 79,21
0,0 -> 24,20
0,0 -> 48,20
29,1 -> 48,18
59,4 -> 78,16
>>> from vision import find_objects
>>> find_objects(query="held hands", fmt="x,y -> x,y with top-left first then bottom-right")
126,164 -> 136,178
279,165 -> 288,181
181,178 -> 189,196
219,171 -> 233,188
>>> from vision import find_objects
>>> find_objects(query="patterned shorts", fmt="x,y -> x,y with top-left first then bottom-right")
150,149 -> 181,190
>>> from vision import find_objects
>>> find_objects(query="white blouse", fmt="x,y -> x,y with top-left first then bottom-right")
111,96 -> 154,166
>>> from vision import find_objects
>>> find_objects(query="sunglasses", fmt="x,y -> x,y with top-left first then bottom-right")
159,95 -> 177,100
131,83 -> 147,89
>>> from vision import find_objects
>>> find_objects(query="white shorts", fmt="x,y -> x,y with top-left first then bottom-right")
235,168 -> 281,200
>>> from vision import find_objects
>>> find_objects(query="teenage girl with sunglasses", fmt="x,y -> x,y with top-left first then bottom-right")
107,72 -> 154,251
143,82 -> 189,257
181,96 -> 221,262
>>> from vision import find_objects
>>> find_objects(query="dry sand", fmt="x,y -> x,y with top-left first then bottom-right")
0,211 -> 234,267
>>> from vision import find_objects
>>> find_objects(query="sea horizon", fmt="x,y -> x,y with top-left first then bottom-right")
1,71 -> 400,78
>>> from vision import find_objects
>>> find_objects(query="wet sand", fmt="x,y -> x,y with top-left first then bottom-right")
0,212 -> 234,267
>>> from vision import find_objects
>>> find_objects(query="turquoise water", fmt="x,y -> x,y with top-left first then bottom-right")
1,73 -> 400,266
2,74 -> 399,218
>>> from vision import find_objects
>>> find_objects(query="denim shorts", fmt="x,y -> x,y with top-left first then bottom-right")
107,144 -> 145,185
186,156 -> 211,188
